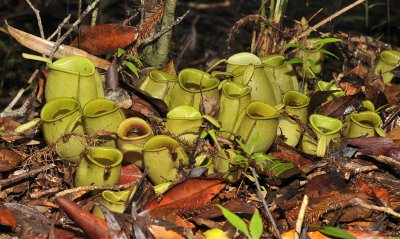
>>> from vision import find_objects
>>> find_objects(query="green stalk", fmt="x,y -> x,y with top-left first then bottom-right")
142,0 -> 177,67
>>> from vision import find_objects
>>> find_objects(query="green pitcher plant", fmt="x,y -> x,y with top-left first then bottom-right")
234,101 -> 280,153
92,189 -> 132,219
301,114 -> 342,157
117,117 -> 153,168
165,106 -> 203,145
82,98 -> 126,147
218,81 -> 251,138
139,69 -> 177,105
374,50 -> 400,83
168,68 -> 220,115
314,80 -> 345,102
74,146 -> 123,187
213,149 -> 239,182
143,135 -> 189,185
277,115 -> 301,147
260,54 -> 299,94
22,53 -> 104,106
343,111 -> 386,138
40,97 -> 86,163
227,52 -> 282,105
282,90 -> 310,124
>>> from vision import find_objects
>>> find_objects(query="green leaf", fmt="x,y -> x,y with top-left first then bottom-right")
286,57 -> 304,64
117,48 -> 125,57
247,133 -> 260,154
388,237 -> 400,239
253,153 -> 275,161
319,49 -> 339,59
217,205 -> 251,238
270,162 -> 294,176
249,209 -> 263,239
124,61 -> 139,78
314,37 -> 341,46
234,154 -> 248,165
236,139 -> 251,155
319,226 -> 357,239
127,54 -> 144,67
284,43 -> 307,51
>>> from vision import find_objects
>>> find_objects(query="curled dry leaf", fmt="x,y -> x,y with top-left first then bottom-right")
0,148 -> 22,172
71,24 -> 138,55
56,197 -> 110,239
387,126 -> 400,146
5,22 -> 111,70
118,164 -> 142,185
145,178 -> 226,210
0,201 -> 17,230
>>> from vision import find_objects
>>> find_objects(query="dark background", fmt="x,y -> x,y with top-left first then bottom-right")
0,0 -> 399,107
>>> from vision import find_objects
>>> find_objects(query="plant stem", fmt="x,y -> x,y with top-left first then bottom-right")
250,167 -> 282,239
142,0 -> 177,67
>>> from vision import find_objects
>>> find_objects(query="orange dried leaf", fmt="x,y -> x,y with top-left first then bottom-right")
145,178 -> 226,210
387,126 -> 400,146
0,202 -> 17,230
71,24 -> 138,55
149,225 -> 185,239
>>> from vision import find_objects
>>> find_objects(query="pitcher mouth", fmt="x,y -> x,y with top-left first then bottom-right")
86,146 -> 123,167
83,98 -> 119,118
118,118 -> 153,140
245,101 -> 279,119
222,81 -> 252,99
178,68 -> 219,92
309,114 -> 342,135
40,97 -> 80,122
351,112 -> 381,128
149,70 -> 176,83
49,56 -> 95,76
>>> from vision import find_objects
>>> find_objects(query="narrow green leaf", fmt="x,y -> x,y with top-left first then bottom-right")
249,209 -> 263,239
314,37 -> 341,46
124,61 -> 139,78
319,226 -> 357,239
127,54 -> 144,67
284,43 -> 306,51
236,139 -> 251,155
217,205 -> 251,238
286,57 -> 304,64
319,49 -> 339,59
253,153 -> 275,161
247,133 -> 260,154
234,154 -> 248,164
117,48 -> 125,57
270,162 -> 294,176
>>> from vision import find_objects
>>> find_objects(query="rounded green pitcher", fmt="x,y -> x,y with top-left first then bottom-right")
234,101 -> 280,153
74,146 -> 123,187
92,190 -> 131,219
117,117 -> 153,168
282,91 -> 310,124
40,97 -> 86,163
165,106 -> 203,145
344,111 -> 386,138
260,54 -> 299,94
143,135 -> 189,185
301,114 -> 342,157
83,98 -> 126,147
139,70 -> 177,105
226,52 -> 282,105
168,68 -> 220,115
374,50 -> 400,83
22,53 -> 104,106
218,81 -> 251,138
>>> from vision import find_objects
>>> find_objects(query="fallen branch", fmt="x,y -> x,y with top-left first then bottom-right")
289,0 -> 366,43
55,180 -> 138,198
251,167 -> 282,239
358,202 -> 400,218
0,163 -> 56,189
294,195 -> 309,239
